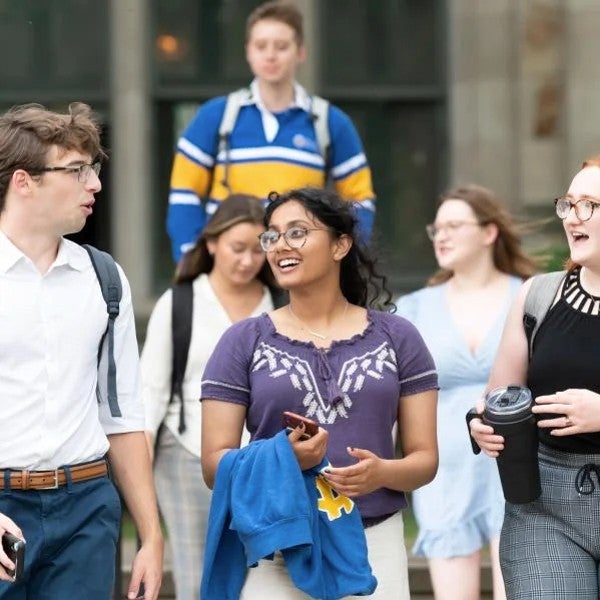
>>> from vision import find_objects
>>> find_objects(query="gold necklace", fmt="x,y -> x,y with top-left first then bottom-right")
287,301 -> 349,340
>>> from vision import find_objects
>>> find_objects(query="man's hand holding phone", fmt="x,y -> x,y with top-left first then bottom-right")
0,514 -> 26,583
283,411 -> 328,470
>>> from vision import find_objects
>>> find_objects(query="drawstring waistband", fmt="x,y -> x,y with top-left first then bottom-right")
575,463 -> 600,495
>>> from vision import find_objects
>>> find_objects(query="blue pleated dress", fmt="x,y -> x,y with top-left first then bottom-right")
396,277 -> 521,558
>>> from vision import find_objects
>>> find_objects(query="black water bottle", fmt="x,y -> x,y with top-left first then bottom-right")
467,385 -> 541,504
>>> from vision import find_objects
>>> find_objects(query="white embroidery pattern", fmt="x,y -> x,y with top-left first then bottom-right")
251,342 -> 398,425
336,342 -> 398,421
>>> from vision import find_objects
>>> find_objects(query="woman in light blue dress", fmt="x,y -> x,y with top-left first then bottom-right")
396,185 -> 537,600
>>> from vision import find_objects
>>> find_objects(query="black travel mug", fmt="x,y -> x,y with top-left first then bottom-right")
466,385 -> 541,504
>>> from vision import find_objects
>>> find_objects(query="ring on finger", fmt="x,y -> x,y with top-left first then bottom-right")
564,416 -> 572,427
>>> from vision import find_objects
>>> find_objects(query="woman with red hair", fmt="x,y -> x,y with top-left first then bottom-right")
470,157 -> 600,599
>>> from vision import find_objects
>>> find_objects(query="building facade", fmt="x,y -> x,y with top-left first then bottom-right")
0,0 -> 595,315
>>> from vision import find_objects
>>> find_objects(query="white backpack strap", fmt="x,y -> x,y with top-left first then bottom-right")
218,88 -> 251,154
311,95 -> 331,166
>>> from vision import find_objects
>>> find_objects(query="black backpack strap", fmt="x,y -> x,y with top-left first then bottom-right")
83,244 -> 123,418
171,280 -> 194,434
523,271 -> 566,360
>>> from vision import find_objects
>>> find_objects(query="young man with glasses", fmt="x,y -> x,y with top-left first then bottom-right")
166,0 -> 375,261
0,103 -> 163,599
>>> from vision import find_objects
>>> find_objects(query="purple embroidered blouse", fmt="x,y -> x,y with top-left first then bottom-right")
201,309 -> 438,517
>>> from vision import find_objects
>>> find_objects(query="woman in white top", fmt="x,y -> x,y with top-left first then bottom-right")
141,194 -> 280,600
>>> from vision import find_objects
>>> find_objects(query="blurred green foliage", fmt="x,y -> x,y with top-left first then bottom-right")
534,244 -> 569,273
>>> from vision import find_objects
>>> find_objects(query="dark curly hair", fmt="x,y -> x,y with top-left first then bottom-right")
264,187 -> 394,311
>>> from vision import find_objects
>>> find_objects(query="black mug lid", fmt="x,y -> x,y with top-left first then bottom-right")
485,385 -> 532,416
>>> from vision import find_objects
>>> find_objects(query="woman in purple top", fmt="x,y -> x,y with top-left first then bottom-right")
201,187 -> 438,599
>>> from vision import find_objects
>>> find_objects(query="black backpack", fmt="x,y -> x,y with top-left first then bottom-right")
169,281 -> 287,433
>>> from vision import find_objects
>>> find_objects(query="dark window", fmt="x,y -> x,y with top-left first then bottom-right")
0,0 -> 109,99
153,0 -> 263,92
150,0 -> 447,293
320,1 -> 447,290
320,1 -> 441,87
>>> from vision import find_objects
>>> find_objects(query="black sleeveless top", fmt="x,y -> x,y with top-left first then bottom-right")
528,268 -> 600,453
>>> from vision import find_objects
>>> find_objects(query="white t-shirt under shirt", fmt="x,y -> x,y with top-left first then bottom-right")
141,273 -> 274,457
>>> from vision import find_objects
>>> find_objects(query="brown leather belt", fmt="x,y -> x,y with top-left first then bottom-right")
0,459 -> 108,491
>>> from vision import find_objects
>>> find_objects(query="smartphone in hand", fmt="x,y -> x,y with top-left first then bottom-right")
2,532 -> 25,582
283,411 -> 319,439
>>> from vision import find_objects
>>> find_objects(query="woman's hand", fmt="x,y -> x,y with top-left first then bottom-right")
321,447 -> 384,497
469,400 -> 505,457
287,425 -> 328,471
533,389 -> 600,436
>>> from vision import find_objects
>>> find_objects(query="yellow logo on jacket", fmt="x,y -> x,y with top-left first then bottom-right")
315,475 -> 354,521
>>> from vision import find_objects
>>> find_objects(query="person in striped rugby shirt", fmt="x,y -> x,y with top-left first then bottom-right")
166,1 -> 375,262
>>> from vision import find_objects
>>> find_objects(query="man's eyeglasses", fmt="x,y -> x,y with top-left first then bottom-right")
31,162 -> 101,183
425,220 -> 481,241
258,226 -> 330,251
554,196 -> 600,222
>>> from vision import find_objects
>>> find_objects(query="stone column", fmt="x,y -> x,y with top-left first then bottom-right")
292,0 -> 319,91
518,0 -> 566,207
448,0 -> 520,205
109,0 -> 153,311
564,0 -> 600,174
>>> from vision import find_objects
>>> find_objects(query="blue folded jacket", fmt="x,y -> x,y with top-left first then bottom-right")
201,430 -> 377,600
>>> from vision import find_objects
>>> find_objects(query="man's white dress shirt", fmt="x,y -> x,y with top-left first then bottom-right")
0,231 -> 144,469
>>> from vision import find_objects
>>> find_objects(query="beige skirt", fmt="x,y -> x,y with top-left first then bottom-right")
241,511 -> 410,600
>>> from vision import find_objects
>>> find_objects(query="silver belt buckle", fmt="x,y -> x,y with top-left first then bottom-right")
37,468 -> 59,490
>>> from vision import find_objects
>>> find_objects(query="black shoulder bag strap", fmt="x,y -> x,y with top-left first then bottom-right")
170,282 -> 284,435
171,280 -> 194,434
83,244 -> 123,418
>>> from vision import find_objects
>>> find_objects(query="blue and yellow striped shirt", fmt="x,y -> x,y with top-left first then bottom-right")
167,85 -> 375,260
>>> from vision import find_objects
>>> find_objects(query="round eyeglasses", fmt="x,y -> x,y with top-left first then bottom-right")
425,220 -> 481,241
31,162 -> 101,183
554,196 -> 600,222
258,226 -> 330,252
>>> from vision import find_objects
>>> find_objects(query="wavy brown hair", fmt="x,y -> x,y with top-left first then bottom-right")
175,194 -> 277,288
0,102 -> 104,212
428,184 -> 538,285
